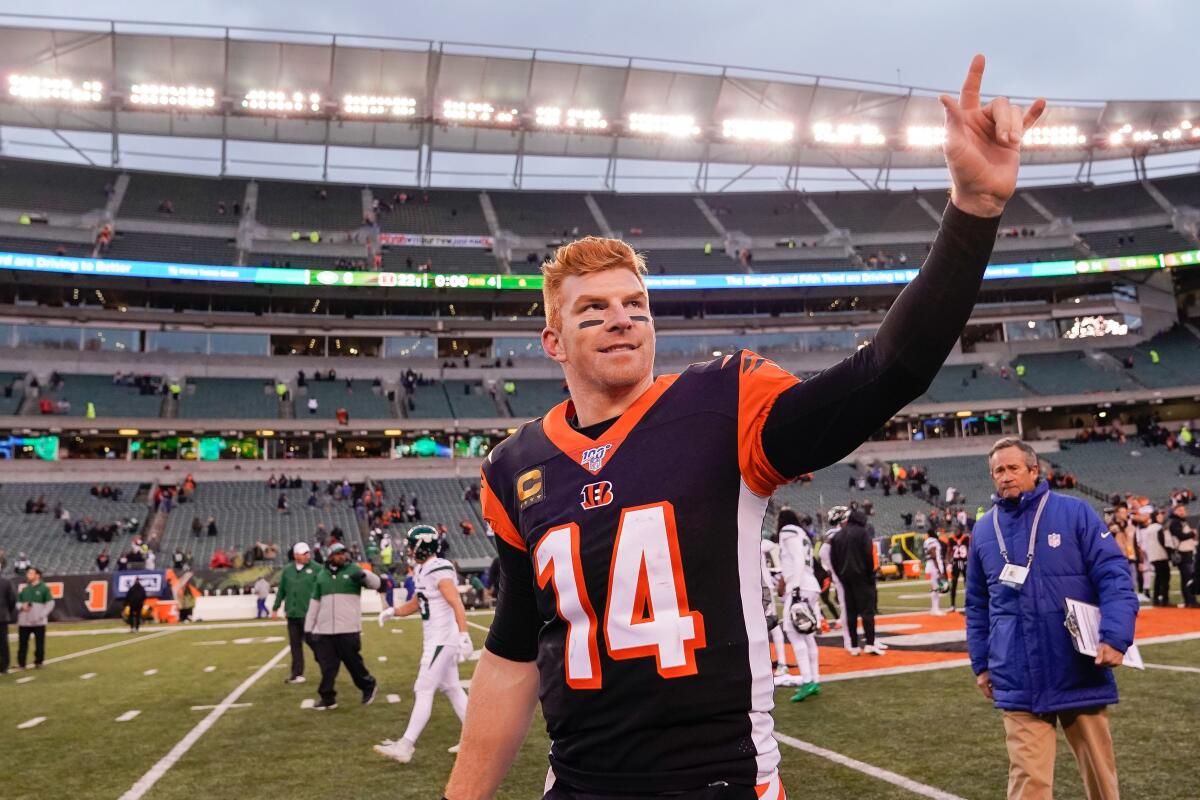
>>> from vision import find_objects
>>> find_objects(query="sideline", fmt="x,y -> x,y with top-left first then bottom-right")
774,731 -> 966,800
117,645 -> 290,800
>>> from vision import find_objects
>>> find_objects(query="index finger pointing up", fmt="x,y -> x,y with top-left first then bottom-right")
960,54 -> 986,110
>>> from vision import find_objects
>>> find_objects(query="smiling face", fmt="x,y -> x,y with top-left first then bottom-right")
542,267 -> 655,401
989,446 -> 1039,500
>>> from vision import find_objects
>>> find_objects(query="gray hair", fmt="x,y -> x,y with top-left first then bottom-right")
988,437 -> 1038,468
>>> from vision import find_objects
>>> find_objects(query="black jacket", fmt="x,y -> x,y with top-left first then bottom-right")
125,581 -> 147,608
830,510 -> 876,582
0,575 -> 16,623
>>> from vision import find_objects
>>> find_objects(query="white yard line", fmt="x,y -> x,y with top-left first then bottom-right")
1135,631 -> 1200,646
117,645 -> 289,800
116,710 -> 141,722
466,620 -> 491,634
819,659 -> 972,683
191,703 -> 253,710
41,629 -> 174,666
17,716 -> 46,729
386,693 -> 402,704
1144,662 -> 1200,674
16,675 -> 35,684
80,672 -> 97,680
774,731 -> 966,800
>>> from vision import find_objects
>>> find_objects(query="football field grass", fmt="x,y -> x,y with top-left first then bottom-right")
3,587 -> 1198,800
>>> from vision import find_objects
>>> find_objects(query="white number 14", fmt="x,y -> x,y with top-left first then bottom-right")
534,501 -> 706,689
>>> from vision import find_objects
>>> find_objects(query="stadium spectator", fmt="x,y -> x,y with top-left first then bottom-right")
207,517 -> 218,537
96,549 -> 110,571
157,199 -> 174,214
210,548 -> 232,570
276,542 -> 319,683
304,543 -> 381,710
1166,503 -> 1197,608
0,571 -> 15,674
277,493 -> 289,513
13,552 -> 31,574
125,577 -> 146,632
308,397 -> 318,415
254,576 -> 271,619
17,567 -> 53,669
177,580 -> 196,624
968,438 -> 1137,800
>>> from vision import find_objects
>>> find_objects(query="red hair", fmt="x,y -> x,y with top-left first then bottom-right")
541,237 -> 646,330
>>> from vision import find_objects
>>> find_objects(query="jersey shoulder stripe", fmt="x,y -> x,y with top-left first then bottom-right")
735,348 -> 801,497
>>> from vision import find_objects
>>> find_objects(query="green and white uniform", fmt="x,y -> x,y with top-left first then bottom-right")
412,557 -> 464,692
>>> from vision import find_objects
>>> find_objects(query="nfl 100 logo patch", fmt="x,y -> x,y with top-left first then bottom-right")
1048,532 -> 1062,548
580,443 -> 613,474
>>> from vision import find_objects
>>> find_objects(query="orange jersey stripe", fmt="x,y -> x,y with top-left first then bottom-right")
480,468 -> 525,551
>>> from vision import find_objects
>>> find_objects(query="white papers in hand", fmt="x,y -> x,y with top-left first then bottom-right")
1064,597 -> 1143,670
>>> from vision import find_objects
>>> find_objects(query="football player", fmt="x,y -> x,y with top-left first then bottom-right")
821,506 -> 853,651
374,526 -> 474,764
760,535 -> 792,681
446,55 -> 1045,800
947,527 -> 971,612
924,531 -> 947,616
777,509 -> 822,702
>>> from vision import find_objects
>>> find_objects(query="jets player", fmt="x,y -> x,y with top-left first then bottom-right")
924,531 -> 947,616
777,509 -> 822,702
375,526 -> 474,764
760,535 -> 791,681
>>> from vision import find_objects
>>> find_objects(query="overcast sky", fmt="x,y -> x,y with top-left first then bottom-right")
4,1 -> 1198,189
21,0 -> 1198,100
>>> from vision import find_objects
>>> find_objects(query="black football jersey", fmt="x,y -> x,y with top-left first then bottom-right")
481,350 -> 797,795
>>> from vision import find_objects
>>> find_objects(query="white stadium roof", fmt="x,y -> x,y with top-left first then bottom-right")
1,14 -> 1198,190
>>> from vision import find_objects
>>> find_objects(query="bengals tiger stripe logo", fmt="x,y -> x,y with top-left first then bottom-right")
580,480 -> 614,510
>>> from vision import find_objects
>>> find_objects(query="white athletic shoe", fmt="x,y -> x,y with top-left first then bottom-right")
285,675 -> 306,684
773,673 -> 800,687
930,609 -> 946,617
447,743 -> 461,754
374,739 -> 415,763
848,647 -> 861,656
873,641 -> 889,650
772,665 -> 788,678
864,644 -> 886,656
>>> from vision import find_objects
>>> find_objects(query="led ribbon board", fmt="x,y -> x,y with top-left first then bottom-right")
0,248 -> 1193,292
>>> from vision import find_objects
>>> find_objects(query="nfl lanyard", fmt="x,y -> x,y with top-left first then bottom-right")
992,490 -> 1051,590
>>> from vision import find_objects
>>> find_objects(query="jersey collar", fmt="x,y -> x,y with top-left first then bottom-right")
543,373 -> 678,476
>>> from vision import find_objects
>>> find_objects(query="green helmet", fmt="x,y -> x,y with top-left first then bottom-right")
406,525 -> 439,562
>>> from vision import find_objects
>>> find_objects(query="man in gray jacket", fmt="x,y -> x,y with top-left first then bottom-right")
305,543 -> 381,710
17,567 -> 54,669
0,572 -> 16,674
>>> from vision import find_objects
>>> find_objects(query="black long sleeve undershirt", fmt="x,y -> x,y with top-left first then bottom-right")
761,202 -> 1001,479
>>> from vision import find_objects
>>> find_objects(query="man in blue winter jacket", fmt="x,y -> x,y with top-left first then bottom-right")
967,437 -> 1137,800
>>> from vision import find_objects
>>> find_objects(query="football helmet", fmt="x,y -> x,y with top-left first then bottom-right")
406,525 -> 439,562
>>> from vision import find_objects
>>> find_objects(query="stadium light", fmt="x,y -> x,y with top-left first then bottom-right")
441,100 -> 517,125
129,84 -> 216,109
242,90 -> 322,113
721,118 -> 794,143
1022,125 -> 1086,147
1160,120 -> 1200,142
906,126 -> 946,148
341,94 -> 417,117
812,122 -> 885,146
8,74 -> 103,104
628,112 -> 700,138
535,106 -> 608,130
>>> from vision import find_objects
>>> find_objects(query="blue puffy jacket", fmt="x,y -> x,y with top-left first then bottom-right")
965,481 -> 1138,714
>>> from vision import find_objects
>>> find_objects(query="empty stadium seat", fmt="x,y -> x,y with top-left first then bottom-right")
701,193 -> 828,237
1029,181 -> 1161,222
921,365 -> 1030,403
490,191 -> 600,237
0,157 -> 114,215
594,193 -> 716,237
299,379 -> 393,419
370,188 -> 489,235
105,232 -> 238,266
179,378 -> 280,419
43,374 -> 163,418
1013,352 -> 1140,396
120,173 -> 247,225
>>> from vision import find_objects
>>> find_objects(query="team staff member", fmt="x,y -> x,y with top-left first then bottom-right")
0,572 -> 15,674
451,55 -> 1046,800
1166,503 -> 1197,608
305,543 -> 381,709
274,542 -> 320,683
17,567 -> 53,669
830,507 -> 884,655
967,438 -> 1137,800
